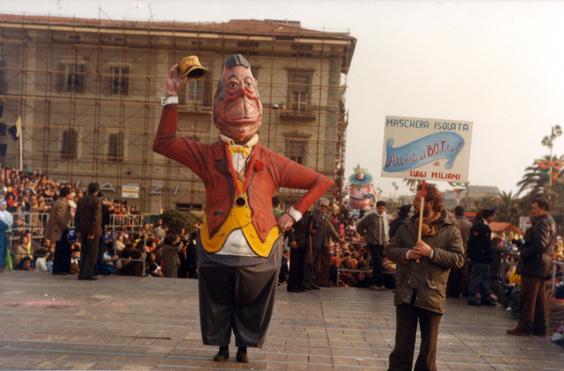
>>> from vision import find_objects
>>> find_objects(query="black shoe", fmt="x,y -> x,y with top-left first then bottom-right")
303,287 -> 312,291
213,346 -> 229,362
236,347 -> 249,363
467,298 -> 481,306
481,299 -> 496,306
310,284 -> 320,290
78,276 -> 97,280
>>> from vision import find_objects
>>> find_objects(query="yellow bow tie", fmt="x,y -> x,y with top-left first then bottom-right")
228,145 -> 252,158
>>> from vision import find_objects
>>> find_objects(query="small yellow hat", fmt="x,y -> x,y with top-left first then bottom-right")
178,55 -> 208,80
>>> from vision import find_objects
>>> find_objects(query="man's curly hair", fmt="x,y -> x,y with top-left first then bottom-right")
416,183 -> 444,213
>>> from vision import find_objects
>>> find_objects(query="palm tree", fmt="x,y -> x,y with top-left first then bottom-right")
403,178 -> 420,192
516,155 -> 563,196
496,191 -> 521,225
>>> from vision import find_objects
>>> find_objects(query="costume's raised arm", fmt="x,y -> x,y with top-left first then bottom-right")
153,102 -> 208,179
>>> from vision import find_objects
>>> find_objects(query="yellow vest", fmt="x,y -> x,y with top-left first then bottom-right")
200,182 -> 280,258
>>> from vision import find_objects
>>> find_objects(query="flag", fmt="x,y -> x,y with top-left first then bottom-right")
15,116 -> 21,139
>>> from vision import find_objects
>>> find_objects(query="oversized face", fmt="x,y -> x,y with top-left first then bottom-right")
213,65 -> 262,143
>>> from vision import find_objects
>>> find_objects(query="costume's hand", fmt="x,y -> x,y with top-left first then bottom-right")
413,240 -> 432,257
165,64 -> 182,97
277,213 -> 294,232
87,234 -> 95,240
289,241 -> 298,249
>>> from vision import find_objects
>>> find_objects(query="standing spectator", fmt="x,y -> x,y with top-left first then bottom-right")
287,210 -> 311,292
389,205 -> 411,240
304,198 -> 340,289
95,194 -> 111,274
467,208 -> 496,306
161,233 -> 181,278
447,205 -> 472,298
45,187 -> 72,275
75,182 -> 102,280
507,197 -> 557,336
279,249 -> 289,284
0,200 -> 14,270
356,200 -> 390,290
387,183 -> 464,371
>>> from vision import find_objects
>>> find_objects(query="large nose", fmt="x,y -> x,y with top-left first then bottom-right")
238,83 -> 246,97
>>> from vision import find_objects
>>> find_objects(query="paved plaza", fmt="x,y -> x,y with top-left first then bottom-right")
0,271 -> 562,370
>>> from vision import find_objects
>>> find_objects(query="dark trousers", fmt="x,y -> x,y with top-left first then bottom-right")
517,276 -> 547,334
389,304 -> 442,371
52,230 -> 70,274
446,262 -> 469,298
468,262 -> 491,299
79,236 -> 100,279
303,247 -> 321,289
368,243 -> 384,286
198,262 -> 279,347
287,247 -> 306,291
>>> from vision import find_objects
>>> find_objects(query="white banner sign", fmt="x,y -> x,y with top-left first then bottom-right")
121,184 -> 140,199
381,115 -> 473,182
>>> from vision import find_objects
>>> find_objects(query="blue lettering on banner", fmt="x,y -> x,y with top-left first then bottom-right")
384,131 -> 465,172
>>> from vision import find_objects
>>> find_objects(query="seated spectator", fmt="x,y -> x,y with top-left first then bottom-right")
34,248 -> 51,272
70,244 -> 81,274
118,242 -> 144,276
147,262 -> 163,277
14,230 -> 39,268
18,256 -> 33,271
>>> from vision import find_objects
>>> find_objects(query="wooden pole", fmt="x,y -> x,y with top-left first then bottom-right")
416,180 -> 427,263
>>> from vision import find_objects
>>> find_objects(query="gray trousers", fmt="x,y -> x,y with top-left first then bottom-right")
197,238 -> 282,348
468,262 -> 491,299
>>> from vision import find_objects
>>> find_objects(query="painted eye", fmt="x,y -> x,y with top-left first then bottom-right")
227,81 -> 240,89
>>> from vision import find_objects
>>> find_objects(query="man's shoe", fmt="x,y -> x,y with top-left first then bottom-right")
213,346 -> 229,362
78,276 -> 97,280
481,299 -> 496,306
467,298 -> 481,306
506,328 -> 530,336
310,284 -> 320,290
369,285 -> 387,291
532,330 -> 546,337
236,347 -> 249,363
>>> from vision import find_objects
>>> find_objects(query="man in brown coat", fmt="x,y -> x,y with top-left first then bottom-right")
75,182 -> 102,280
45,187 -> 72,274
386,184 -> 465,371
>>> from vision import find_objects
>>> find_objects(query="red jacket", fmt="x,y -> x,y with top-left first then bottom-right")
153,105 -> 334,242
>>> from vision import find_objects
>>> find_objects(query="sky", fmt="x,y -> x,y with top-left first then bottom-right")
1,0 -> 564,197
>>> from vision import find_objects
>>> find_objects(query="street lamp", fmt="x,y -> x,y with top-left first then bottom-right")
540,125 -> 563,190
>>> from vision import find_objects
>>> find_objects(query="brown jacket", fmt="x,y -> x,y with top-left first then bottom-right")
44,198 -> 71,243
387,211 -> 465,314
75,194 -> 102,238
153,105 -> 334,243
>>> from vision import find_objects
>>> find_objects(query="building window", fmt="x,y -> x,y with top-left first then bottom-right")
58,63 -> 85,93
187,79 -> 204,103
111,66 -> 129,95
108,132 -> 125,161
286,140 -> 307,165
288,70 -> 312,112
61,128 -> 78,159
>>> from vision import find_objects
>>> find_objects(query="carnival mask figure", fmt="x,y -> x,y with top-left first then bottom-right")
154,54 -> 333,363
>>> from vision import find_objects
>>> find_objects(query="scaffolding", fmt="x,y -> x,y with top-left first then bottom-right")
0,14 -> 356,213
